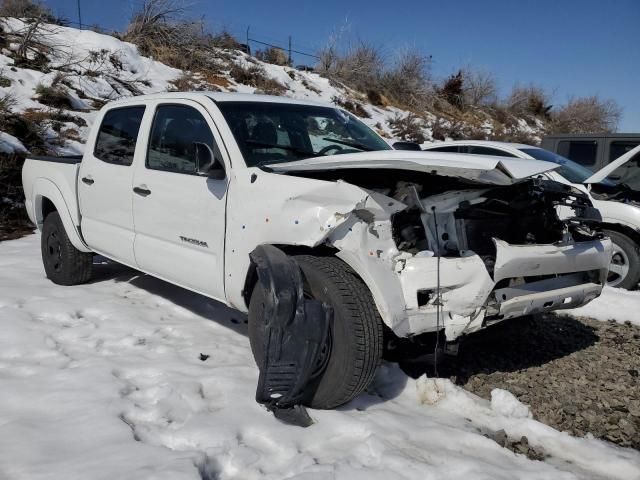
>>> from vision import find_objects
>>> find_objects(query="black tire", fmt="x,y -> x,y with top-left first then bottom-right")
604,229 -> 640,290
248,255 -> 384,409
41,211 -> 93,285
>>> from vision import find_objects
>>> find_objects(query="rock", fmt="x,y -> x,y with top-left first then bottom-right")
494,429 -> 508,447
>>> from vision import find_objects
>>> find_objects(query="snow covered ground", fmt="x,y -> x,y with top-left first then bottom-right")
1,234 -> 639,480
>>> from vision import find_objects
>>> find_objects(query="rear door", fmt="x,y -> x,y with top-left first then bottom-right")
131,100 -> 229,301
78,105 -> 146,265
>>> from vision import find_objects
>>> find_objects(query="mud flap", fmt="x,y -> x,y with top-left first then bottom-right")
249,245 -> 331,427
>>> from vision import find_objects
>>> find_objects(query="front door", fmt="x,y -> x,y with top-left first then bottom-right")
78,105 -> 146,266
132,101 -> 228,301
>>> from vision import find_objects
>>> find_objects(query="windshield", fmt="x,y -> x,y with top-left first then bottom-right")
519,147 -> 614,186
216,101 -> 391,167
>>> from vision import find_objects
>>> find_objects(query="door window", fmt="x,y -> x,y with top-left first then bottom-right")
557,140 -> 598,166
609,141 -> 640,162
94,106 -> 145,166
147,104 -> 218,174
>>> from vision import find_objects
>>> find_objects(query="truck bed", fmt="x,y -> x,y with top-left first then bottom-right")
22,156 -> 82,229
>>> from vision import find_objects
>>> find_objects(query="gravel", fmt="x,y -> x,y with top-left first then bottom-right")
404,313 -> 640,449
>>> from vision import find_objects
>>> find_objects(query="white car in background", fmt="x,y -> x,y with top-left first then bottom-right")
422,141 -> 640,289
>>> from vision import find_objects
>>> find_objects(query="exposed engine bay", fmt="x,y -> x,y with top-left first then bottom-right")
279,166 -> 611,340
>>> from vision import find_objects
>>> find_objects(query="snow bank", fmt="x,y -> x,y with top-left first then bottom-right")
560,286 -> 640,326
0,130 -> 27,153
1,234 -> 638,479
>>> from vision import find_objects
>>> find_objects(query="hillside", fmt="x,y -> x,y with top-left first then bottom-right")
0,17 -> 547,155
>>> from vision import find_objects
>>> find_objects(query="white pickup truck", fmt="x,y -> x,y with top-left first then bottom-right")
22,93 -> 612,411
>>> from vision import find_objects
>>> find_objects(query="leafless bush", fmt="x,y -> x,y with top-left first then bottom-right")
387,113 -> 426,143
505,84 -> 552,118
0,91 -> 17,114
439,71 -> 464,110
318,40 -> 384,93
381,48 -> 434,109
255,47 -> 288,66
332,95 -> 370,118
229,64 -> 286,96
550,96 -> 621,134
34,83 -> 74,109
462,68 -> 497,107
0,0 -> 57,22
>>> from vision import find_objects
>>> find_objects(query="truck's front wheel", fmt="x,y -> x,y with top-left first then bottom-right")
248,255 -> 383,409
41,211 -> 93,285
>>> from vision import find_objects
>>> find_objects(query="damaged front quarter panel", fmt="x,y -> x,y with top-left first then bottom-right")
227,165 -> 611,345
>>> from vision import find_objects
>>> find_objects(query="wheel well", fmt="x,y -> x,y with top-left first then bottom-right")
241,244 -> 339,309
601,223 -> 640,248
40,196 -> 57,222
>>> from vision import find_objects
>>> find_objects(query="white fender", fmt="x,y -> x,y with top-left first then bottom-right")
32,178 -> 92,253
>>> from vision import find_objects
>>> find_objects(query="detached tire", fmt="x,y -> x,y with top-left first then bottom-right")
41,211 -> 93,285
248,255 -> 383,409
604,229 -> 640,290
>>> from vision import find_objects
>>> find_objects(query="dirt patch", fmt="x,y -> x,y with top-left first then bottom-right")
405,313 -> 640,449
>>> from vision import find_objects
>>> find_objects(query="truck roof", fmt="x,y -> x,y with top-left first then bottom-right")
102,91 -> 333,108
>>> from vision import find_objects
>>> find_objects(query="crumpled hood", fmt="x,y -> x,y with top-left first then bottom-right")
264,151 -> 558,185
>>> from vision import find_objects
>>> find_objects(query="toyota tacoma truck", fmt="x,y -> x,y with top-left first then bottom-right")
22,93 -> 612,411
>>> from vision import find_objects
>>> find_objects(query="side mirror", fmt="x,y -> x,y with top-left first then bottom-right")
194,142 -> 225,179
393,141 -> 421,151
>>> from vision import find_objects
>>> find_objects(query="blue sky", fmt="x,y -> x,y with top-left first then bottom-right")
46,0 -> 639,130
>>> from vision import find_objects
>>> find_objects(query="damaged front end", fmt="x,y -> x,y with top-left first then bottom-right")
259,160 -> 612,341
387,176 -> 611,339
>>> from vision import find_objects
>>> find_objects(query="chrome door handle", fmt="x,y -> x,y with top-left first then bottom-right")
133,186 -> 151,196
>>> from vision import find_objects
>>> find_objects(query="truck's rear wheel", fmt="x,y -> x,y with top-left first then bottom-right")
41,211 -> 92,285
248,255 -> 383,409
604,229 -> 640,290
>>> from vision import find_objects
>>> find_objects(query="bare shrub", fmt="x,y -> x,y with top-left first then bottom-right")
256,47 -> 288,66
550,96 -> 621,134
381,48 -> 434,109
387,113 -> 426,143
332,95 -> 370,118
505,84 -> 552,118
462,69 -> 497,107
0,91 -> 17,114
439,71 -> 464,110
34,83 -> 74,109
318,40 -> 384,93
0,153 -> 35,240
229,64 -> 286,96
0,0 -> 57,22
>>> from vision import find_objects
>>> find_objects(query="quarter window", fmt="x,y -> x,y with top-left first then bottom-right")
94,106 -> 145,166
147,104 -> 218,174
557,140 -> 598,166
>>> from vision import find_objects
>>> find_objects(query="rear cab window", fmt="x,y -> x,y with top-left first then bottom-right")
94,106 -> 145,166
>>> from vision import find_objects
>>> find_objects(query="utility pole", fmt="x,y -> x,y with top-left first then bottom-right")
288,35 -> 292,66
76,0 -> 82,30
246,26 -> 250,54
